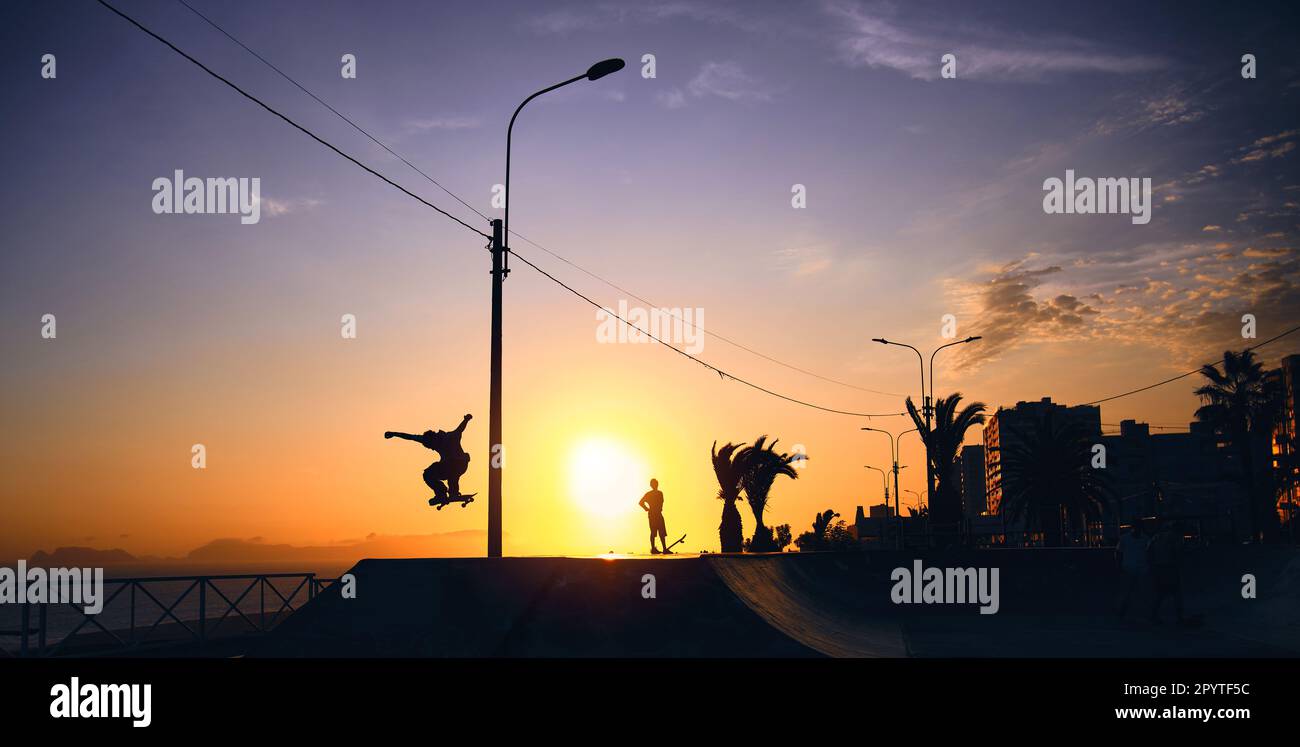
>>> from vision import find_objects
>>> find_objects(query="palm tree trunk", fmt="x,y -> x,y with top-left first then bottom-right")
750,520 -> 772,552
719,499 -> 743,552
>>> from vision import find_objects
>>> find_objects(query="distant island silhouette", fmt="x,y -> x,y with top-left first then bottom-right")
21,531 -> 493,567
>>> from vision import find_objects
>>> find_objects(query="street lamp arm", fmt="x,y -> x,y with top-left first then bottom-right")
886,340 -> 926,416
508,75 -> 587,134
504,73 -> 587,261
898,426 -> 922,461
864,464 -> 888,501
929,336 -> 981,404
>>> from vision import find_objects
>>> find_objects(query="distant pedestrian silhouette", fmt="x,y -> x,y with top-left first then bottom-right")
1115,522 -> 1149,619
639,478 -> 670,554
385,414 -> 473,507
1148,520 -> 1184,625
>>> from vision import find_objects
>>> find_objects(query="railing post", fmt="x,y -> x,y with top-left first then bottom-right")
129,582 -> 137,647
308,573 -> 316,601
198,578 -> 206,649
38,604 -> 47,655
259,577 -> 265,632
19,604 -> 29,658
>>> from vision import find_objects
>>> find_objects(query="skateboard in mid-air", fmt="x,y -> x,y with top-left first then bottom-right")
429,493 -> 476,510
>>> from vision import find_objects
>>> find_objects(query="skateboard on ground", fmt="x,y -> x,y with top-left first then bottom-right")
429,493 -> 477,510
664,533 -> 687,553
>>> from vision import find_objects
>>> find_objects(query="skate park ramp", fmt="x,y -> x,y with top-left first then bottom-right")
253,548 -> 1300,658
709,553 -> 906,657
253,555 -> 818,657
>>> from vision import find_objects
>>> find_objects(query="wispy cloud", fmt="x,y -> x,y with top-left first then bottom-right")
655,88 -> 688,109
948,240 -> 1300,371
1231,129 -> 1298,164
773,243 -> 834,277
947,261 -> 1098,369
259,196 -> 322,217
526,2 -> 776,35
1091,89 -> 1208,136
823,0 -> 1167,81
656,61 -> 774,108
1159,129 -> 1300,205
687,61 -> 773,102
404,116 -> 480,132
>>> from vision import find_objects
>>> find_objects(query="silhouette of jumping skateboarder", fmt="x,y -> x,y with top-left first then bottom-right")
384,414 -> 473,509
639,478 -> 671,554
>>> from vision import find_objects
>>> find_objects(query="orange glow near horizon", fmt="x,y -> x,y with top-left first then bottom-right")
0,306 -> 1237,563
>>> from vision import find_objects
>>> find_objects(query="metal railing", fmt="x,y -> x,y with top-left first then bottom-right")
2,572 -> 338,657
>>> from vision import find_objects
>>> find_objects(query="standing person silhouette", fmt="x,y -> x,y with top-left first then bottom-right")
1148,519 -> 1185,625
384,414 -> 472,507
1115,522 -> 1149,619
638,478 -> 670,554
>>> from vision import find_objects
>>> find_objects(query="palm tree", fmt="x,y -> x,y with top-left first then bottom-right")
1194,350 -> 1277,540
738,436 -> 799,552
1000,414 -> 1111,546
712,441 -> 747,552
794,509 -> 839,551
906,392 -> 986,530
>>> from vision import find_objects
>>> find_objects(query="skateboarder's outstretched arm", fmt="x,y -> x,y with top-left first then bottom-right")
451,414 -> 472,437
385,431 -> 424,443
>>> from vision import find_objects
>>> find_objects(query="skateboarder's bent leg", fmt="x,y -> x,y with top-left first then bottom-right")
424,463 -> 451,501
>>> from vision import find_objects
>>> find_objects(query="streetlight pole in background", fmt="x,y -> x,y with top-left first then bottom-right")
871,339 -> 929,514
863,426 -> 918,548
864,464 -> 889,505
905,489 -> 926,512
872,336 -> 982,535
864,464 -> 889,544
493,58 -> 625,557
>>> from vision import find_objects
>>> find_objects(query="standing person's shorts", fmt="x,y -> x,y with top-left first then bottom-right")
647,511 -> 666,535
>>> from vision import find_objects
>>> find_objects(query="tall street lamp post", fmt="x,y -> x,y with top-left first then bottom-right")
491,58 -> 625,557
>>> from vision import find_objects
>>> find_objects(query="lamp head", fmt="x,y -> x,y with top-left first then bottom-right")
586,58 -> 626,81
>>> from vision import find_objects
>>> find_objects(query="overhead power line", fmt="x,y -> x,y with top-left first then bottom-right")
171,0 -> 902,400
509,249 -> 906,418
96,0 -> 490,240
507,229 -> 905,397
1081,324 -> 1300,406
175,0 -> 491,226
94,0 -> 915,420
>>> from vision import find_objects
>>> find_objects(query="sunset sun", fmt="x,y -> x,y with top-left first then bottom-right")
568,438 -> 649,518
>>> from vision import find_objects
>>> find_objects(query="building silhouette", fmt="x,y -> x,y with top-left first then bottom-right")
1101,419 -> 1242,535
958,444 -> 986,518
1269,354 -> 1300,534
983,397 -> 1102,516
